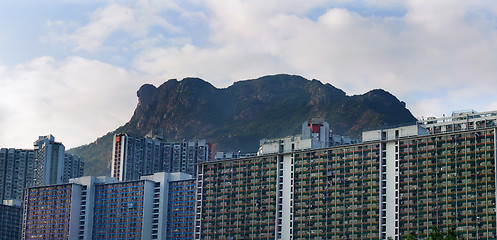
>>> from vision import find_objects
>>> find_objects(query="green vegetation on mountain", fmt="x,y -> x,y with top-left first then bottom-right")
68,74 -> 417,176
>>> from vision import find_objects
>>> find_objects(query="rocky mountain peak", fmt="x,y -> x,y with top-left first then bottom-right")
68,74 -> 416,176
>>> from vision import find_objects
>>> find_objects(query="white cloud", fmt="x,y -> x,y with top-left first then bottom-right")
45,0 -> 183,52
0,57 -> 160,149
132,0 -> 497,119
410,98 -> 447,120
409,82 -> 497,120
45,20 -> 65,27
70,3 -> 142,51
6,0 -> 497,149
131,34 -> 167,51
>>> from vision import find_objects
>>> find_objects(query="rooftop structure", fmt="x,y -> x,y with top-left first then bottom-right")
419,109 -> 497,134
258,119 -> 358,155
362,124 -> 429,142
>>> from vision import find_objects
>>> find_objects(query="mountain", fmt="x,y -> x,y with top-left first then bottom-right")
68,74 -> 417,176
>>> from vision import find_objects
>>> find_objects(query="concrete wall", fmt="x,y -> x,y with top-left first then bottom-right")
385,140 -> 399,239
281,153 -> 294,240
68,184 -> 82,240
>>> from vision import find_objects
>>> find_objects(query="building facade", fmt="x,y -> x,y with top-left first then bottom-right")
91,179 -> 155,239
63,154 -> 84,183
195,122 -> 497,239
22,172 -> 194,240
195,155 -> 279,239
0,148 -> 36,201
22,183 -> 83,240
396,128 -> 496,239
166,179 -> 196,240
0,200 -> 22,240
111,133 -> 210,181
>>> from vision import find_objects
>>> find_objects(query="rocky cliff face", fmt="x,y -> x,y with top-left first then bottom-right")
68,74 -> 417,176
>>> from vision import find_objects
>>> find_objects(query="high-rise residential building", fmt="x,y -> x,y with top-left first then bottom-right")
33,135 -> 84,186
33,135 -> 66,186
1,135 -> 82,240
0,200 -> 22,240
0,148 -> 36,201
22,172 -> 195,240
111,133 -> 210,181
0,135 -> 83,202
63,154 -> 84,183
194,111 -> 497,240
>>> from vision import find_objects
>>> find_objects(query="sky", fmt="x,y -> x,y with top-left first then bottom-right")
2,0 -> 497,149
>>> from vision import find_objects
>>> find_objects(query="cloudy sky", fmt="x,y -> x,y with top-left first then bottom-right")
1,0 -> 497,149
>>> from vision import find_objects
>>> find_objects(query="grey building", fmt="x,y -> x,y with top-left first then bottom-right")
0,149 -> 36,201
111,133 -> 210,181
0,135 -> 83,202
33,135 -> 66,186
33,135 -> 84,186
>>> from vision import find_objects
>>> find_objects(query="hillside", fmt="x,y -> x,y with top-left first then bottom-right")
68,74 -> 417,176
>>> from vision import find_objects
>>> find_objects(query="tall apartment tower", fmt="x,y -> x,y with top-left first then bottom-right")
0,135 -> 84,202
195,111 -> 497,240
0,149 -> 36,201
165,140 -> 209,174
33,135 -> 66,186
111,133 -> 209,181
63,154 -> 84,183
22,172 -> 194,240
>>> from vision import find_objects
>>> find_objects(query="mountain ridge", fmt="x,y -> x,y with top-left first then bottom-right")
68,74 -> 417,176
